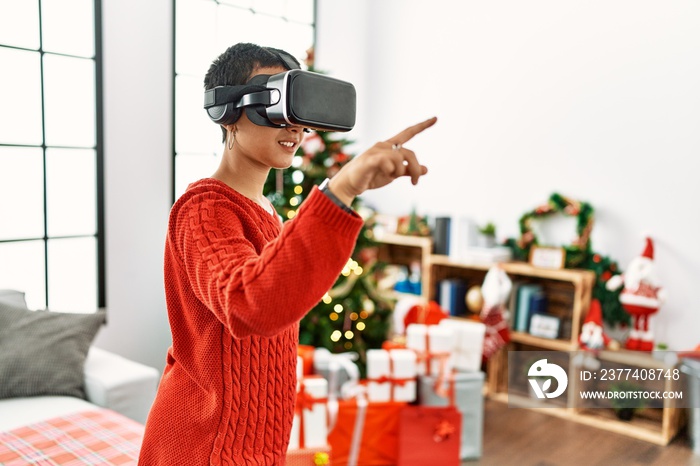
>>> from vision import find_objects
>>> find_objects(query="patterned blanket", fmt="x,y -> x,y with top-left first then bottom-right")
0,408 -> 144,465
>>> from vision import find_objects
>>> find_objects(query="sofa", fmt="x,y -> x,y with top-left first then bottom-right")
0,289 -> 160,463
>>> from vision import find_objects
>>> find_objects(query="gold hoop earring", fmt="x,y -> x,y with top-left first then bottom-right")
228,130 -> 235,150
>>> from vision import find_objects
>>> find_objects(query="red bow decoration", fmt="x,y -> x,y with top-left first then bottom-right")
294,382 -> 328,449
433,419 -> 456,443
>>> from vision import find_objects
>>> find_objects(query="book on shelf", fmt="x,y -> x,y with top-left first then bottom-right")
439,278 -> 468,317
513,284 -> 545,332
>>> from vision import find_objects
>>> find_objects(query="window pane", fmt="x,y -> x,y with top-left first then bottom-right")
0,0 -> 40,49
175,153 -> 220,198
0,240 -> 46,310
46,148 -> 96,237
285,0 -> 314,25
176,75 -> 223,155
252,0 -> 284,16
0,147 -> 44,240
47,237 -> 97,312
220,0 -> 251,8
0,48 -> 43,145
175,0 -> 217,76
43,54 -> 96,147
41,0 -> 95,57
215,6 -> 259,52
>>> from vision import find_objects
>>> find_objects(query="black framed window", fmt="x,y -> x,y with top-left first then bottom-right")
173,0 -> 316,199
0,0 -> 104,312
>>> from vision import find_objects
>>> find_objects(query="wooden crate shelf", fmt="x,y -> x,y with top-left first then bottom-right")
375,235 -> 687,446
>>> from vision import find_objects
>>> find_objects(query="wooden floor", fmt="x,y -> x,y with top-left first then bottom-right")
463,398 -> 699,466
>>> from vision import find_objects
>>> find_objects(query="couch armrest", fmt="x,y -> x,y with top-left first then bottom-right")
83,346 -> 160,424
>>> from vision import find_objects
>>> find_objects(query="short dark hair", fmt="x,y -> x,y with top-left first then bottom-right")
204,43 -> 301,142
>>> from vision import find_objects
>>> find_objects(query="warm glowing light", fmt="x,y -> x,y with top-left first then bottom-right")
329,312 -> 339,321
287,210 -> 297,219
359,311 -> 369,319
289,197 -> 299,206
322,294 -> 332,304
354,266 -> 363,276
344,330 -> 354,339
356,322 -> 366,331
350,312 -> 358,321
334,304 -> 343,313
294,185 -> 303,195
330,330 -> 342,342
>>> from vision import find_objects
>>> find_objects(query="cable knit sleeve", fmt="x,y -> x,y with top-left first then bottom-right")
170,185 -> 364,339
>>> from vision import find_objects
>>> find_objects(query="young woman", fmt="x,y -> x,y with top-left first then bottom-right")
138,42 -> 436,465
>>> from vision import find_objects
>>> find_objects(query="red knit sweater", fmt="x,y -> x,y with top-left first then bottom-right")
138,178 -> 363,465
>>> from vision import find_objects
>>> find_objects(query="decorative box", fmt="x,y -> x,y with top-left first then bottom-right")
397,405 -> 462,466
438,318 -> 486,372
417,371 -> 485,459
405,323 -> 455,377
366,349 -> 417,402
289,375 -> 329,450
327,398 -> 406,466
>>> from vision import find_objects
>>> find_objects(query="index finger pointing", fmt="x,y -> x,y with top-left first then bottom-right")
387,116 -> 438,146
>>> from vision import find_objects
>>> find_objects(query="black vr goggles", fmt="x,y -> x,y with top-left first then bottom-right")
204,69 -> 356,132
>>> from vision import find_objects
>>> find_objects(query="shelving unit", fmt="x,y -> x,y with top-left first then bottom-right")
375,234 -> 688,446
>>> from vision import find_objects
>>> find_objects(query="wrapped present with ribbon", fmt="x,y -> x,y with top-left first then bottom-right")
327,387 -> 406,466
366,348 -> 417,402
417,371 -> 485,460
396,403 -> 462,466
298,344 -> 316,376
289,374 -> 329,451
438,318 -> 486,372
285,447 -> 332,465
313,348 -> 361,400
405,323 -> 455,378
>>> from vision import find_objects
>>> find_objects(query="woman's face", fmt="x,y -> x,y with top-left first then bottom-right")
230,65 -> 305,170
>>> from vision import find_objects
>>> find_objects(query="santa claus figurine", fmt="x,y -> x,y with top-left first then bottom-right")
579,299 -> 618,351
480,265 -> 513,360
606,237 -> 666,351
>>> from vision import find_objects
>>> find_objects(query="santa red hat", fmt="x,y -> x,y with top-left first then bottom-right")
642,237 -> 654,260
584,299 -> 604,327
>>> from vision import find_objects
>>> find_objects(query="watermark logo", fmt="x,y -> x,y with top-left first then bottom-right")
528,358 -> 568,399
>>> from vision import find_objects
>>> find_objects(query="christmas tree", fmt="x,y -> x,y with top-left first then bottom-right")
263,49 -> 394,376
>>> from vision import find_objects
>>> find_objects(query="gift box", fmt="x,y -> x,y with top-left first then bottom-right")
405,323 -> 455,377
366,349 -> 417,402
438,318 -> 486,372
417,371 -> 485,459
327,398 -> 406,466
285,447 -> 332,465
289,375 -> 329,450
397,405 -> 462,466
313,348 -> 361,400
298,344 -> 316,376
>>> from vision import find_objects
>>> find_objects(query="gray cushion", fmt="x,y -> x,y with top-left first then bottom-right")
0,289 -> 28,309
0,300 -> 106,400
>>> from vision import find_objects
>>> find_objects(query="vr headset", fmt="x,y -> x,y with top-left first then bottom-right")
204,69 -> 356,132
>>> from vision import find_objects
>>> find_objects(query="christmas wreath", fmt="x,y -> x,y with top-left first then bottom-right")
508,193 -> 594,268
505,194 -> 629,327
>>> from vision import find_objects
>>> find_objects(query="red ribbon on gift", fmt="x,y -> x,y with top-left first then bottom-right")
412,331 -> 453,398
433,419 -> 456,443
367,351 -> 416,401
295,380 -> 329,449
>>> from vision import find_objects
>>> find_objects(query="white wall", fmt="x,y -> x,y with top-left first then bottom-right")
317,0 -> 700,350
96,0 -> 173,372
